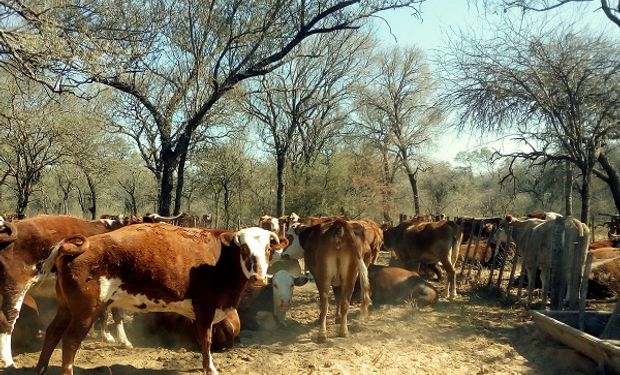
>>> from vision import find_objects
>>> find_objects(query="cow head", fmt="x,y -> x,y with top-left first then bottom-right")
270,270 -> 308,324
280,223 -> 306,260
409,278 -> 439,307
258,215 -> 280,234
0,218 -> 18,247
223,227 -> 278,286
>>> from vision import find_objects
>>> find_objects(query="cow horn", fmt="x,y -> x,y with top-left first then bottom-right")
145,212 -> 184,221
269,231 -> 280,244
0,221 -> 18,245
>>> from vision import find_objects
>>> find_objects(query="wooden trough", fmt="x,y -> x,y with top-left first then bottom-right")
531,310 -> 620,374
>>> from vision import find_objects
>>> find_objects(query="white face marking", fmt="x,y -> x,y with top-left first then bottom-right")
0,333 -> 14,367
100,219 -> 115,227
99,277 -> 195,320
281,225 -> 304,260
271,271 -> 295,321
235,227 -> 272,281
269,218 -> 279,232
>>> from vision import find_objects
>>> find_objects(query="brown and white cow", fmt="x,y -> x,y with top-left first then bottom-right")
367,264 -> 438,307
0,215 -> 134,368
35,224 -> 277,375
259,215 -> 280,234
237,270 -> 308,330
285,219 -> 371,342
383,220 -> 463,300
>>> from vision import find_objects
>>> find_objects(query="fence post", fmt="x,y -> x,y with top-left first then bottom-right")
579,251 -> 593,331
466,222 -> 485,279
550,217 -> 566,311
496,227 -> 513,289
506,239 -> 522,295
459,223 -> 477,278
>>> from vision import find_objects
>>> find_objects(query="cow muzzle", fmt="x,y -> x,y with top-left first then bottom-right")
249,275 -> 268,286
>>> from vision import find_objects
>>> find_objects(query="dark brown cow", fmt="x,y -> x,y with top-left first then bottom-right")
0,215 -> 133,368
368,264 -> 438,306
383,220 -> 463,300
588,248 -> 620,299
285,219 -> 371,342
134,309 -> 240,351
35,224 -> 278,375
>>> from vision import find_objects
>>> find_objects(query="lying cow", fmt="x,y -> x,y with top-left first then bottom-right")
0,215 -> 135,368
133,308 -> 241,351
284,218 -> 371,342
35,225 -> 278,375
237,270 -> 308,330
368,265 -> 438,306
383,220 -> 462,300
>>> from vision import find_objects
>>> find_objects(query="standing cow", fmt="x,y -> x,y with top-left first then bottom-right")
36,225 -> 278,375
383,220 -> 462,300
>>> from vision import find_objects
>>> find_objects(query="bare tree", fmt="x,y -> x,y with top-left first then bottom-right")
438,24 -> 620,223
244,30 -> 369,216
0,77 -> 70,216
482,0 -> 620,28
0,0 -> 425,215
356,46 -> 441,215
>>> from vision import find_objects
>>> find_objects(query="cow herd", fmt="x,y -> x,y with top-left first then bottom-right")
0,211 -> 617,374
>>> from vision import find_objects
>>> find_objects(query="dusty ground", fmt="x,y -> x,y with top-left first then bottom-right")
6,276 -> 603,375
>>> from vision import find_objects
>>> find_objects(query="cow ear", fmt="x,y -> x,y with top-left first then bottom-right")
271,236 -> 289,250
219,232 -> 236,247
293,276 -> 308,286
505,215 -> 513,223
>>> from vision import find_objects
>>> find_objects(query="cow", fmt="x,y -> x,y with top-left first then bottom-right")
285,219 -> 371,342
133,309 -> 241,351
267,258 -> 302,277
350,219 -> 383,264
497,216 -> 590,303
0,215 -> 135,368
588,248 -> 620,299
141,212 -> 185,223
527,211 -> 563,221
383,220 -> 462,300
35,224 -> 278,375
590,239 -> 620,250
259,215 -> 280,234
367,265 -> 438,307
237,270 -> 308,330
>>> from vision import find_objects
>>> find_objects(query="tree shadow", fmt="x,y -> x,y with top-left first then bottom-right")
3,364 -> 191,374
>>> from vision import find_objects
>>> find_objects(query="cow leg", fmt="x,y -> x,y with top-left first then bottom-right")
317,279 -> 330,343
332,286 -> 342,324
112,308 -> 133,348
96,308 -> 115,343
194,305 -> 217,375
337,274 -> 355,338
60,309 -> 100,375
36,305 -> 72,374
0,286 -> 29,367
441,256 -> 457,300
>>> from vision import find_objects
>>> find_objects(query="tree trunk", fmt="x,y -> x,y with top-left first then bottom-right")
173,150 -> 187,215
15,184 -> 30,217
380,148 -> 393,224
598,153 -> 620,214
564,161 -> 573,217
158,155 -> 176,216
223,184 -> 231,229
580,168 -> 592,225
402,159 -> 421,215
276,153 -> 286,217
86,174 -> 97,220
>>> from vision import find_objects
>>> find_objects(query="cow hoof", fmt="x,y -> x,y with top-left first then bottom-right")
122,342 -> 134,349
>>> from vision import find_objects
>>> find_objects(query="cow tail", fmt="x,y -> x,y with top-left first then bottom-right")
358,256 -> 371,311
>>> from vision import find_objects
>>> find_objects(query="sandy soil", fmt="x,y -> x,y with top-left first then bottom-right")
6,275 -> 603,375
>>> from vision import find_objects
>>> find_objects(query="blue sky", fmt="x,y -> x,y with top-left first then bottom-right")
373,1 -> 612,165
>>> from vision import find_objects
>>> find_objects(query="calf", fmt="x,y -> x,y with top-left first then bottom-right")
286,219 -> 371,342
383,220 -> 462,300
259,215 -> 280,234
35,224 -> 278,375
0,215 -> 133,368
237,270 -> 308,330
368,265 -> 438,306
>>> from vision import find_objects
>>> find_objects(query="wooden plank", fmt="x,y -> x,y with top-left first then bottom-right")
466,222 -> 485,279
531,310 -> 620,374
506,238 -> 522,295
459,223 -> 476,277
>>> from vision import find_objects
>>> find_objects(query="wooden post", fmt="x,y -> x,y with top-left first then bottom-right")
466,222 -> 485,279
579,252 -> 593,331
550,217 -> 566,311
496,227 -> 513,289
459,223 -> 476,277
486,239 -> 501,287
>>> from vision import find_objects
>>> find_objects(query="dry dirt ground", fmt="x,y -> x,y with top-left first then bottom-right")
6,277 -> 604,375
